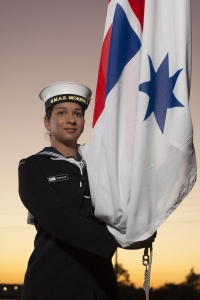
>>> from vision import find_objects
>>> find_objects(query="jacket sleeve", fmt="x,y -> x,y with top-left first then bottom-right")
18,156 -> 117,259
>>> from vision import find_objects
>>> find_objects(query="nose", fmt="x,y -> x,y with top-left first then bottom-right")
66,113 -> 76,124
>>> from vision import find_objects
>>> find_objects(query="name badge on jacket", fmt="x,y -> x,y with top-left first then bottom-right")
47,174 -> 69,183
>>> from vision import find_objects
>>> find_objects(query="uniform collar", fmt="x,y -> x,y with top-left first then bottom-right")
37,146 -> 83,162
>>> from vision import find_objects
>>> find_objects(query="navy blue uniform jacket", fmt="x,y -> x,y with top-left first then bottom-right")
18,148 -> 120,300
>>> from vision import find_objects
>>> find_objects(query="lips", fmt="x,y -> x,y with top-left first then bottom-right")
64,128 -> 76,133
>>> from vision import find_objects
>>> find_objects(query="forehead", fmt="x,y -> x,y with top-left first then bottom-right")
53,102 -> 83,111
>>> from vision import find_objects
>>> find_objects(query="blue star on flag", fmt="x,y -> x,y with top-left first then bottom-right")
139,54 -> 184,133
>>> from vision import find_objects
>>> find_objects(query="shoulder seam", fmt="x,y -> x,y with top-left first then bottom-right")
18,158 -> 27,167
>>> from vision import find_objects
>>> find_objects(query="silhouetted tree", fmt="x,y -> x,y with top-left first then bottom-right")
113,264 -> 200,300
151,269 -> 200,300
115,263 -> 135,287
184,268 -> 200,291
114,263 -> 148,300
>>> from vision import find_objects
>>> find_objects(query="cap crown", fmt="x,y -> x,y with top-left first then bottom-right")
39,82 -> 92,110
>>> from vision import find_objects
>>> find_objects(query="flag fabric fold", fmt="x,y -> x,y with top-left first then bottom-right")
87,0 -> 197,247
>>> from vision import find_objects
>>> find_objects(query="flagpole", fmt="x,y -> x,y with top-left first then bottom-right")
115,248 -> 118,278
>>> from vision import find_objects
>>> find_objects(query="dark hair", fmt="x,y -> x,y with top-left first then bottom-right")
45,106 -> 54,120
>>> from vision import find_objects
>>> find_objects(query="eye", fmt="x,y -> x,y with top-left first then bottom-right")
57,111 -> 65,116
74,111 -> 83,118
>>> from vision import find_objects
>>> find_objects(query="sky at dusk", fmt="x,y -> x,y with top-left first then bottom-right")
0,0 -> 199,288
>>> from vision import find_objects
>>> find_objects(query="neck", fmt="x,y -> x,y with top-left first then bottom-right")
51,142 -> 78,158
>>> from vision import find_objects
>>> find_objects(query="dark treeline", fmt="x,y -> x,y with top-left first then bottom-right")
0,266 -> 199,299
0,284 -> 22,299
116,264 -> 200,300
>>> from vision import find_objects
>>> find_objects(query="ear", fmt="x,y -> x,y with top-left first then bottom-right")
44,116 -> 51,131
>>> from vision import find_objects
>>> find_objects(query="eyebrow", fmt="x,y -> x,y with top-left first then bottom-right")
55,107 -> 82,111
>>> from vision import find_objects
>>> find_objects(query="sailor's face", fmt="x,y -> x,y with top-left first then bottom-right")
44,102 -> 85,147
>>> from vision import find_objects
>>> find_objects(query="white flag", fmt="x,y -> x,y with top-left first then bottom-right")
87,0 -> 197,247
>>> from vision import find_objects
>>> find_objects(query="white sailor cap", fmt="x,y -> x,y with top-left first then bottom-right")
39,82 -> 92,111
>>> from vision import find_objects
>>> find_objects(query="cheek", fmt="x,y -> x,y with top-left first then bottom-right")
50,119 -> 63,131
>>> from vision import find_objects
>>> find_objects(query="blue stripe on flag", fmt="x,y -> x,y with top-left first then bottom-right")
106,3 -> 141,96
